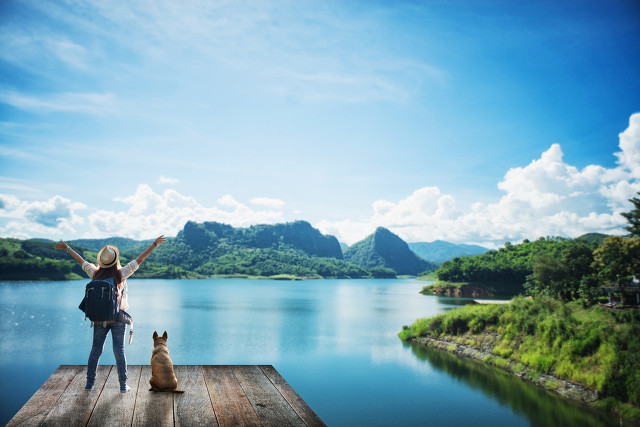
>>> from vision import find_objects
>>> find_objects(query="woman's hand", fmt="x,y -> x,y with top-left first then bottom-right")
53,241 -> 69,250
137,235 -> 166,265
153,235 -> 166,248
54,241 -> 85,265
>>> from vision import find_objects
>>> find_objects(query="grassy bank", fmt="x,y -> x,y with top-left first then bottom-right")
415,272 -> 438,281
399,296 -> 640,420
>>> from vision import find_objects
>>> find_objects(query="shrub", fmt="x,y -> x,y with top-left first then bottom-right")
573,325 -> 602,356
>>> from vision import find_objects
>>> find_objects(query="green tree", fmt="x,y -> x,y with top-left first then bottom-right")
578,275 -> 603,305
593,236 -> 640,303
13,249 -> 29,259
524,243 -> 593,301
621,192 -> 640,237
527,254 -> 569,299
561,243 -> 594,299
593,236 -> 628,287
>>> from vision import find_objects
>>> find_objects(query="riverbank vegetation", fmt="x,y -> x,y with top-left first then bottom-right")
0,235 -> 392,280
423,235 -> 605,296
418,280 -> 493,298
0,237 -> 204,280
420,233 -> 639,302
399,296 -> 640,419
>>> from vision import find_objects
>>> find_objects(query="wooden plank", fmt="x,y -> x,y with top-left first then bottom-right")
11,365 -> 324,427
173,365 -> 218,427
203,365 -> 261,427
42,365 -> 111,427
233,365 -> 305,427
8,365 -> 82,427
87,365 -> 142,427
132,365 -> 174,426
259,365 -> 326,427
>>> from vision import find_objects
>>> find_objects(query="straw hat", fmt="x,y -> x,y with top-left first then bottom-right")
97,245 -> 120,268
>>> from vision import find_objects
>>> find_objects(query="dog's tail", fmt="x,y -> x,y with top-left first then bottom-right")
172,389 -> 185,394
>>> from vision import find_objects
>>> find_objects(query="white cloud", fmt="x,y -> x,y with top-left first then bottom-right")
317,113 -> 640,246
616,113 -> 640,179
47,38 -> 89,70
157,175 -> 179,184
86,185 -> 285,239
0,186 -> 287,240
0,194 -> 86,237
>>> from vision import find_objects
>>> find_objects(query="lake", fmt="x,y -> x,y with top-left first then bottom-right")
0,278 -> 618,426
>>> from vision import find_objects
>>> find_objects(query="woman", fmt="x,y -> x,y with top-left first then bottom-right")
54,235 -> 166,392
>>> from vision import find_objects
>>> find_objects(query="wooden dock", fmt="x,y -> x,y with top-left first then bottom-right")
8,365 -> 325,426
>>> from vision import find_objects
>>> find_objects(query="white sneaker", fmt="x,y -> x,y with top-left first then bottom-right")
120,385 -> 131,393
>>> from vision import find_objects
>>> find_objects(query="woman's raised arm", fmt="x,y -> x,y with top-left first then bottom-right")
136,235 -> 166,265
53,241 -> 86,266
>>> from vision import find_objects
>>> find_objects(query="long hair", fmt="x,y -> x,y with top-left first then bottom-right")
93,264 -> 123,289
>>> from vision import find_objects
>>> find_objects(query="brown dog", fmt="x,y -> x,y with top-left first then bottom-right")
149,331 -> 184,393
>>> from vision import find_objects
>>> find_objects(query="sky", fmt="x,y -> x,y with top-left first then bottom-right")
1,0 -> 639,248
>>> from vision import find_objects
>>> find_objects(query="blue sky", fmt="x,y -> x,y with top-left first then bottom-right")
1,0 -> 639,247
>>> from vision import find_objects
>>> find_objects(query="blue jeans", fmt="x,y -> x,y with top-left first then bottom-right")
87,321 -> 127,386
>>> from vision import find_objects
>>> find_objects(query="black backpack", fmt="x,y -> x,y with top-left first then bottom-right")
79,277 -> 119,323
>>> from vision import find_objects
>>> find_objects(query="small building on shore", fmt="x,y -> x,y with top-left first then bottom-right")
602,277 -> 640,306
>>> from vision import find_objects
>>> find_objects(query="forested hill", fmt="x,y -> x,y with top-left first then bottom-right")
180,220 -> 343,259
408,240 -> 489,264
146,220 -> 375,278
430,233 -> 615,297
344,227 -> 438,275
1,220 -> 393,280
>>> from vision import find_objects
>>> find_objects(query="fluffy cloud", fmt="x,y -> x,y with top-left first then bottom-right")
0,185 -> 287,240
0,194 -> 86,238
317,113 -> 640,247
616,113 -> 640,179
86,185 -> 285,239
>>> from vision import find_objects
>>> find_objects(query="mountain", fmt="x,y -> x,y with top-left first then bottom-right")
574,233 -> 610,246
344,227 -> 438,275
151,220 -> 372,278
180,220 -> 343,259
1,221 -> 374,280
408,240 -> 489,264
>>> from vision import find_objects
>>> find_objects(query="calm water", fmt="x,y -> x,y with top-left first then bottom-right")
0,278 -> 618,426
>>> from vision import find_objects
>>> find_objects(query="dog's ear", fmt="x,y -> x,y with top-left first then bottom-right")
162,331 -> 168,340
153,331 -> 158,339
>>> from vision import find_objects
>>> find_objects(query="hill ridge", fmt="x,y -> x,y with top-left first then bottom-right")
344,227 -> 437,275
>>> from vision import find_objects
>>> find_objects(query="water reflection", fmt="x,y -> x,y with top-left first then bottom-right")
408,342 -> 620,427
